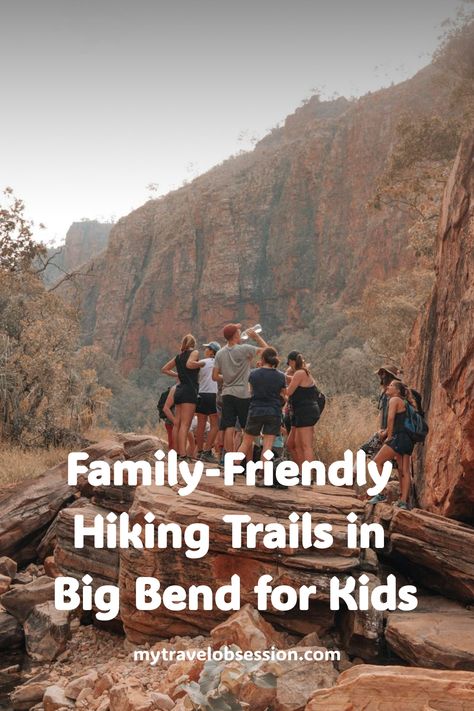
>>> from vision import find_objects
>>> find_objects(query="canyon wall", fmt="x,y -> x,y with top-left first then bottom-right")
43,220 -> 111,287
70,67 -> 444,375
404,132 -> 474,520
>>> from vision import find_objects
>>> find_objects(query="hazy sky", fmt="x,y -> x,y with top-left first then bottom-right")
0,0 -> 467,241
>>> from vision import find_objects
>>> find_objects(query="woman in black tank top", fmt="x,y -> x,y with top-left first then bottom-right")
161,334 -> 203,460
286,352 -> 321,469
368,379 -> 418,510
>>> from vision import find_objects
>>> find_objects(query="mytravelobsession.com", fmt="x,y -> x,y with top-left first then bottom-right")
132,646 -> 342,666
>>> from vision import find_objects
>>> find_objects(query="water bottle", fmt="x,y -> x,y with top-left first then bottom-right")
241,324 -> 263,341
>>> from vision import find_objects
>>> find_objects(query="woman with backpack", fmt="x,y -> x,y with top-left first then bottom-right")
368,380 -> 420,509
161,334 -> 203,461
286,352 -> 321,468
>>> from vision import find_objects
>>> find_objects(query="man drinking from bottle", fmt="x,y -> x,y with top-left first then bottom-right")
213,323 -> 268,457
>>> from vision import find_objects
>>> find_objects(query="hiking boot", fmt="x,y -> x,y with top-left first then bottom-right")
368,493 -> 387,505
395,500 -> 409,510
200,450 -> 218,463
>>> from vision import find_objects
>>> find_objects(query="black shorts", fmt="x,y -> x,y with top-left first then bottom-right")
220,395 -> 250,430
174,384 -> 198,406
245,414 -> 281,437
291,404 -> 320,428
196,393 -> 217,415
386,432 -> 414,456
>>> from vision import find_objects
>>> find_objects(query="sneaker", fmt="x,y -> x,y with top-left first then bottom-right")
395,500 -> 409,510
200,450 -> 218,463
368,493 -> 387,505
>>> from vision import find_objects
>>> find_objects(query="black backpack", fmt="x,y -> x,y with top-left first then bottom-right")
157,387 -> 171,420
316,388 -> 326,416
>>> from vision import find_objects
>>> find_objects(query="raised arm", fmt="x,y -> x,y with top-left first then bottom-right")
186,349 -> 204,369
161,356 -> 178,378
246,328 -> 269,356
286,369 -> 304,397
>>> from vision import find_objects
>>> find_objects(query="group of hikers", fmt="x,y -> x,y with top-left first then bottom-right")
159,323 -> 427,509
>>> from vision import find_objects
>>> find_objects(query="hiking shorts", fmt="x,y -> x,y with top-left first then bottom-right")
220,395 -> 250,430
174,384 -> 198,406
245,414 -> 281,437
291,404 -> 320,428
196,393 -> 217,416
386,432 -> 414,456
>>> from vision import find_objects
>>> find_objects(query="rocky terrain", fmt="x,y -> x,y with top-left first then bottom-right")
64,64 -> 447,384
0,420 -> 473,710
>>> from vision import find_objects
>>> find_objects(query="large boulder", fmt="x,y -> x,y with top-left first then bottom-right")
24,601 -> 71,661
0,464 -> 77,563
386,508 -> 474,602
386,596 -> 474,670
305,664 -> 474,710
0,437 -> 130,564
1,576 -> 55,623
274,649 -> 339,711
0,610 -> 24,651
119,477 -> 367,644
404,132 -> 474,519
210,604 -> 286,651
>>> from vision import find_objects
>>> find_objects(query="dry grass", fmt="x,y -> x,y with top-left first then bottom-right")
314,394 -> 379,465
0,445 -> 71,486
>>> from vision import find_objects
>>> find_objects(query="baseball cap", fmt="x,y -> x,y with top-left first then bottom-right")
223,323 -> 242,341
202,341 -> 221,353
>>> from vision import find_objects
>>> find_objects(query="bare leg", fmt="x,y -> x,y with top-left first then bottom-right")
234,429 -> 243,451
173,406 -> 182,454
239,432 -> 255,460
177,403 -> 196,456
224,427 -> 235,455
262,434 -> 276,456
187,431 -> 196,457
400,454 -> 411,502
298,426 -> 314,464
207,413 -> 219,451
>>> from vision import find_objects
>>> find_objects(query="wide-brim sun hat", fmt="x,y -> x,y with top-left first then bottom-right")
375,365 -> 401,380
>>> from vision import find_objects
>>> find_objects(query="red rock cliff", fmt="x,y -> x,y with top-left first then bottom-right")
72,67 -> 445,373
404,132 -> 474,520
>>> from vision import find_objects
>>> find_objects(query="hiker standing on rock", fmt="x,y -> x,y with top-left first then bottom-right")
213,323 -> 268,456
285,353 -> 321,468
161,334 -> 203,461
195,341 -> 221,462
359,365 -> 402,460
237,347 -> 287,461
368,380 -> 419,509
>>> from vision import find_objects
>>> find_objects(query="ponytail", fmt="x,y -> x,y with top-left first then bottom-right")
391,381 -> 421,413
180,333 -> 196,352
261,347 -> 279,368
295,353 -> 310,375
